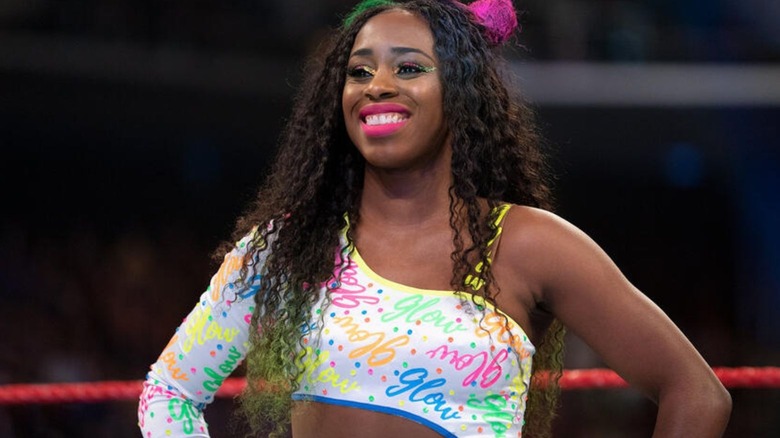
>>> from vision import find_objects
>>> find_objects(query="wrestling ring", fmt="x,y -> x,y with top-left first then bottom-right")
1,367 -> 778,405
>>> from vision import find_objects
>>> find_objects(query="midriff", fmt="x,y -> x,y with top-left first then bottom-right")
292,402 -> 444,438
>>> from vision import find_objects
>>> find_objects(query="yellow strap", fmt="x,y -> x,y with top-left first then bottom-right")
485,203 -> 511,250
464,203 -> 512,291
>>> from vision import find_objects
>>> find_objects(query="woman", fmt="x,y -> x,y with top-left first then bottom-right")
138,1 -> 731,437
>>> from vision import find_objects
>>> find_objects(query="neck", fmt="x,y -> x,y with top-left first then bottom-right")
359,161 -> 453,227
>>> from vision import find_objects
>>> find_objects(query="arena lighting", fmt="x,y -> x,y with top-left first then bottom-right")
1,368 -> 778,405
510,62 -> 780,107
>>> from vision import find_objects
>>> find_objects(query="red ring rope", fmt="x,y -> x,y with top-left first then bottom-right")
1,367 -> 777,405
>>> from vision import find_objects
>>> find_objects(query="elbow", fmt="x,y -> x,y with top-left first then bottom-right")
691,377 -> 733,431
701,370 -> 732,419
712,382 -> 732,420
692,375 -> 732,423
704,382 -> 732,435
657,375 -> 732,433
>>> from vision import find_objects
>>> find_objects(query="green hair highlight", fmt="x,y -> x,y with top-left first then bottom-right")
342,0 -> 397,27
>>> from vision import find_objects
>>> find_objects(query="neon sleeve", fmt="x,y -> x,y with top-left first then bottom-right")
138,230 -> 268,437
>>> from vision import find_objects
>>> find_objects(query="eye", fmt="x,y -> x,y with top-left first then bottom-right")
346,65 -> 375,79
396,62 -> 436,76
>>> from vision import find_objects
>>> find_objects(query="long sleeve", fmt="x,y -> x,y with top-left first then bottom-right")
138,231 -> 267,437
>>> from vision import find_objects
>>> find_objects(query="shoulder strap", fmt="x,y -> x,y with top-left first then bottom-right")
464,203 -> 512,292
485,203 -> 511,259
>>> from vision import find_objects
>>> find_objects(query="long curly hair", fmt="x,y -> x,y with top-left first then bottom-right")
222,1 -> 565,436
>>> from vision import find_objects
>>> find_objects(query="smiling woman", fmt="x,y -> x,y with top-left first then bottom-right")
138,1 -> 731,437
342,10 -> 449,172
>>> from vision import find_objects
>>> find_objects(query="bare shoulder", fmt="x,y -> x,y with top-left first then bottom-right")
500,205 -> 582,246
499,205 -> 595,266
498,204 -> 623,305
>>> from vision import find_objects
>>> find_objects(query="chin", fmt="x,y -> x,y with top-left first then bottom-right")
362,154 -> 408,171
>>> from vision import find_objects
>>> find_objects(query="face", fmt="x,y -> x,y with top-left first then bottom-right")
342,10 -> 450,172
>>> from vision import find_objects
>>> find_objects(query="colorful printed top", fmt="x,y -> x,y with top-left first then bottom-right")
138,205 -> 535,438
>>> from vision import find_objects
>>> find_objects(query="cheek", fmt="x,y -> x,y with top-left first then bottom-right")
425,88 -> 446,126
342,85 -> 359,118
342,86 -> 361,144
413,82 -> 444,115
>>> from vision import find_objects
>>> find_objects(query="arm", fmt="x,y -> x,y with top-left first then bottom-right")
508,207 -> 731,437
138,231 -> 266,437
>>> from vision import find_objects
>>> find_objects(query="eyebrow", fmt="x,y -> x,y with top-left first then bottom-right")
349,47 -> 435,63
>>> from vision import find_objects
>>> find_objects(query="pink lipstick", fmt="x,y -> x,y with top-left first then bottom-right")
361,120 -> 408,137
359,104 -> 410,138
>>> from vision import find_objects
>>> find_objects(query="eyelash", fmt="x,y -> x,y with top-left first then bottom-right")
347,62 -> 436,79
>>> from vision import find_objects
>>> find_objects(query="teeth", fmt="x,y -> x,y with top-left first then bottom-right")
365,113 -> 408,126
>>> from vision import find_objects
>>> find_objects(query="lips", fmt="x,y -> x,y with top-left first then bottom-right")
359,103 -> 410,137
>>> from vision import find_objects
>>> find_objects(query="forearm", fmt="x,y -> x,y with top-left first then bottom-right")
139,375 -> 210,437
138,289 -> 251,437
139,230 -> 266,437
651,381 -> 732,437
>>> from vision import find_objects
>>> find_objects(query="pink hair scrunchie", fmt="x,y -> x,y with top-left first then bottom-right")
466,0 -> 519,46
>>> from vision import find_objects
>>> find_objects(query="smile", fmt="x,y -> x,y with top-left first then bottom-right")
360,117 -> 408,137
358,104 -> 412,137
364,112 -> 409,126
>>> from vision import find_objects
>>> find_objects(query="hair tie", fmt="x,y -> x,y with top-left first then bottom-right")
342,0 -> 519,47
465,0 -> 518,46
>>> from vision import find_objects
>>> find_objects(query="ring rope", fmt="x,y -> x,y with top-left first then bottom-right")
1,367 -> 777,405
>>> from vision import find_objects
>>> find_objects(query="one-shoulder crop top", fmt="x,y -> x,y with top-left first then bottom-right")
139,205 -> 535,438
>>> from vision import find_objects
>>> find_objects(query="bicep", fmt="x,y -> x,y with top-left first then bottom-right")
528,214 -> 712,401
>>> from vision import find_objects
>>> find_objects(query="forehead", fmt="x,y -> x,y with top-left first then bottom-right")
351,9 -> 435,55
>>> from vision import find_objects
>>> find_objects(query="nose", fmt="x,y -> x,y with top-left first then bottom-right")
365,68 -> 398,100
